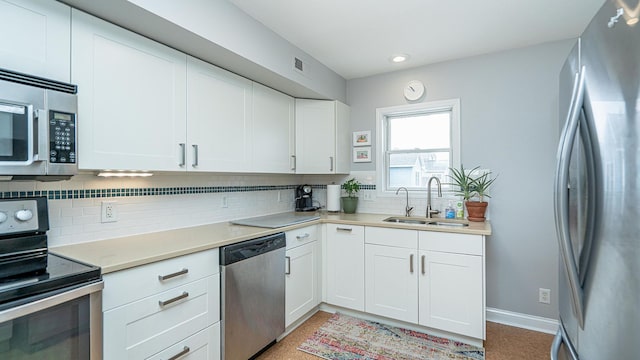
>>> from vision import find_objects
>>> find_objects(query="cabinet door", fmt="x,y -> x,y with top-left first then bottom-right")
252,83 -> 294,173
186,56 -> 252,172
365,244 -> 418,323
103,275 -> 220,360
147,323 -> 220,360
72,10 -> 187,171
285,241 -> 318,327
295,99 -> 335,174
325,224 -> 364,311
334,101 -> 351,174
419,250 -> 483,338
0,0 -> 70,82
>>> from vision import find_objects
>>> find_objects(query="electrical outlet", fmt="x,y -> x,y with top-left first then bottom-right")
101,201 -> 117,223
539,288 -> 551,304
277,191 -> 282,202
362,191 -> 374,201
222,196 -> 228,208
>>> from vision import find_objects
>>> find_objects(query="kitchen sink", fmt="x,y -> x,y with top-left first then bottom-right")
382,217 -> 428,225
382,217 -> 469,227
427,221 -> 469,227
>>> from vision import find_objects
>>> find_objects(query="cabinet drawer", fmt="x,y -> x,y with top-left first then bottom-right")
103,249 -> 218,311
365,227 -> 418,249
326,223 -> 364,238
286,225 -> 318,249
104,274 -> 220,360
419,232 -> 483,255
147,322 -> 220,360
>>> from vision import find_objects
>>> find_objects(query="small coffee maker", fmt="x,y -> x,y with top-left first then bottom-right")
295,185 -> 319,211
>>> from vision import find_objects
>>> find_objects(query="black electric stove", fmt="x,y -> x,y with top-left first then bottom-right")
0,197 -> 101,311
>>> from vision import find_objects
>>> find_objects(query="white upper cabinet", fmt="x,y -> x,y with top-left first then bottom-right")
72,10 -> 187,171
0,0 -> 71,82
295,99 -> 350,174
186,56 -> 252,172
252,83 -> 295,173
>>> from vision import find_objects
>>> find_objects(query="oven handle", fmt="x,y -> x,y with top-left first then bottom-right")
0,281 -> 103,323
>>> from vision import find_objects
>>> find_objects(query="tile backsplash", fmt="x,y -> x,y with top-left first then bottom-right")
0,171 -> 470,248
0,173 -> 330,248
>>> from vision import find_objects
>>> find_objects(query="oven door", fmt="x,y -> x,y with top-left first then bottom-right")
0,101 -> 33,165
0,282 -> 103,360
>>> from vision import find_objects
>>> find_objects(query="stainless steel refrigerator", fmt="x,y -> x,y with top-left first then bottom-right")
552,0 -> 639,359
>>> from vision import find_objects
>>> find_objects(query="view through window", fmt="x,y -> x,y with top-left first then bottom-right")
377,100 -> 460,193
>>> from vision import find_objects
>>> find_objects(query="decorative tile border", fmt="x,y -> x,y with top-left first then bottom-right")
1,184 -> 376,200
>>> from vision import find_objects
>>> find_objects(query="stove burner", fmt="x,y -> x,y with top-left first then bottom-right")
0,197 -> 101,311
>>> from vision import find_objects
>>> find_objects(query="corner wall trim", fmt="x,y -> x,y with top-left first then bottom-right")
486,307 -> 558,334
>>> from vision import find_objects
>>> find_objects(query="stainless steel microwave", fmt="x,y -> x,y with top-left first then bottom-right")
0,68 -> 77,180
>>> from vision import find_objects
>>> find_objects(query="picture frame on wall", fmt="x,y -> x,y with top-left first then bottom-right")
353,147 -> 372,162
353,130 -> 371,146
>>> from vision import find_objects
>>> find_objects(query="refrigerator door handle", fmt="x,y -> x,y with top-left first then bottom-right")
554,65 -> 587,329
550,329 -> 563,360
577,108 -> 597,285
551,325 -> 579,360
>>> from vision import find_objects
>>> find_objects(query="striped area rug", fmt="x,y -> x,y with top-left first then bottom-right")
298,313 -> 484,360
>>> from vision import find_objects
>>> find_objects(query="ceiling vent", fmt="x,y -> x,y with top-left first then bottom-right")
294,57 -> 304,72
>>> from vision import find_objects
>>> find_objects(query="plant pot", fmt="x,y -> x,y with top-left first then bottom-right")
341,197 -> 359,214
465,201 -> 488,222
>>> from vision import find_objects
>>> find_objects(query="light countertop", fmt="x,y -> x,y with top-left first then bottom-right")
51,212 -> 491,274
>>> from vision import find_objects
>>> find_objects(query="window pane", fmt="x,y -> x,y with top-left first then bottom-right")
388,151 -> 449,188
389,112 -> 450,150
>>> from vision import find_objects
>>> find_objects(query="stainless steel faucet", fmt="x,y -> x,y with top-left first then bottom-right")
426,177 -> 442,218
395,187 -> 413,217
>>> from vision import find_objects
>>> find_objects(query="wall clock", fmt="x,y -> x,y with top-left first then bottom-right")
403,80 -> 425,101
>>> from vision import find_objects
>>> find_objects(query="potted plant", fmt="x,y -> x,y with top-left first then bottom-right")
341,178 -> 361,214
448,164 -> 497,222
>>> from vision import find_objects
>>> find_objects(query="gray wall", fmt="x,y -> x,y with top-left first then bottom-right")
347,39 -> 574,319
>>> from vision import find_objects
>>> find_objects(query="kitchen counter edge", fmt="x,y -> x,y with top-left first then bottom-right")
51,212 -> 492,274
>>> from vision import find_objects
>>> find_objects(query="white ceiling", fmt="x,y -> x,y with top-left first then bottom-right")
229,0 -> 606,80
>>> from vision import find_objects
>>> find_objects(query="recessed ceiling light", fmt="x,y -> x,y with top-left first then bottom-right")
390,54 -> 409,63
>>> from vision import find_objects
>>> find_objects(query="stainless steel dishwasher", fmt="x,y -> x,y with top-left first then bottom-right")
220,232 -> 286,360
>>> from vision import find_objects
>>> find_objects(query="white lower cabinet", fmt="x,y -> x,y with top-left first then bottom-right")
419,231 -> 484,339
325,224 -> 365,311
285,226 -> 320,327
102,249 -> 220,360
147,323 -> 220,360
362,226 -> 485,340
365,227 -> 419,323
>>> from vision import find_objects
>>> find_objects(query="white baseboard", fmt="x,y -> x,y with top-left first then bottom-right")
486,307 -> 558,334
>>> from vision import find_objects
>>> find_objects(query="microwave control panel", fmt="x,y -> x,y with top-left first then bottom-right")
49,111 -> 76,164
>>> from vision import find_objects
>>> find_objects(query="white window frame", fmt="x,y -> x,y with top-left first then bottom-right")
375,99 -> 461,197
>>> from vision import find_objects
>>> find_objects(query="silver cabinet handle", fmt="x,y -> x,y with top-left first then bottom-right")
158,268 -> 189,281
421,255 -> 425,275
178,143 -> 186,166
192,144 -> 198,167
296,233 -> 310,240
410,254 -> 414,273
159,291 -> 189,307
336,227 -> 352,232
329,156 -> 334,172
285,256 -> 291,275
291,155 -> 296,170
168,346 -> 190,360
554,65 -> 586,329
